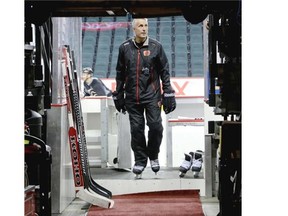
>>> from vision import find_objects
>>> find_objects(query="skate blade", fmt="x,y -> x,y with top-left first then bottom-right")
179,172 -> 185,178
135,173 -> 142,179
193,172 -> 200,178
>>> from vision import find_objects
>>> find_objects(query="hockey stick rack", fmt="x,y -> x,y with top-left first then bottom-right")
62,45 -> 114,208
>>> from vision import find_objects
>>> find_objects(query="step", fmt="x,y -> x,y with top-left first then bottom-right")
85,130 -> 101,142
91,167 -> 206,196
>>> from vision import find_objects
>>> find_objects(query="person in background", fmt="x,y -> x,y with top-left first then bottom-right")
112,18 -> 176,178
81,67 -> 112,97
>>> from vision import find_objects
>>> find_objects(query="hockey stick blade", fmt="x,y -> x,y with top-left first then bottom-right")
76,188 -> 114,209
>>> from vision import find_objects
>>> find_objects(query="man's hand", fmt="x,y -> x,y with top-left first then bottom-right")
162,90 -> 176,114
112,91 -> 126,114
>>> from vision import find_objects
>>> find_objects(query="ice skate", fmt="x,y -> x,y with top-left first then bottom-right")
133,164 -> 145,179
191,150 -> 203,178
150,159 -> 160,175
179,152 -> 193,178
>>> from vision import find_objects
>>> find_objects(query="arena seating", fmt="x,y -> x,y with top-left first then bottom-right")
82,16 -> 204,78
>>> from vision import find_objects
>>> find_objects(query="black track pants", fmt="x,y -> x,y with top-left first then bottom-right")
126,100 -> 163,167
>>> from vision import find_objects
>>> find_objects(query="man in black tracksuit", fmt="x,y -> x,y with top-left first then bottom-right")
112,18 -> 176,176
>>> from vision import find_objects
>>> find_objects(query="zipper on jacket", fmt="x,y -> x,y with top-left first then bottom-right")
136,49 -> 140,104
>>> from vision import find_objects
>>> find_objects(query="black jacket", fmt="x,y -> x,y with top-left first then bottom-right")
115,37 -> 173,104
84,78 -> 112,96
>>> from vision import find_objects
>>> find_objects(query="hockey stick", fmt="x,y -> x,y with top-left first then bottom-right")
67,47 -> 112,198
68,47 -> 112,198
63,49 -> 108,197
62,46 -> 112,199
62,52 -> 90,190
62,47 -> 113,207
63,65 -> 85,189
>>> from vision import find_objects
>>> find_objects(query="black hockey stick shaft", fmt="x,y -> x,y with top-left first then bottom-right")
62,52 -> 90,189
64,46 -> 112,198
63,46 -> 109,197
69,48 -> 112,197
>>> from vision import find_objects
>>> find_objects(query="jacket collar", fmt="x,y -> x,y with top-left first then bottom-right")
132,37 -> 149,48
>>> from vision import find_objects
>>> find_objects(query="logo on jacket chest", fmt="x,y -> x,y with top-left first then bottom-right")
143,50 -> 151,56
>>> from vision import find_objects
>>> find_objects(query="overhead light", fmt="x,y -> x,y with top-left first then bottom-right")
106,10 -> 115,15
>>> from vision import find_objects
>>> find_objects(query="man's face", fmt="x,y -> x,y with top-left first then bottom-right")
81,72 -> 90,81
133,19 -> 148,42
